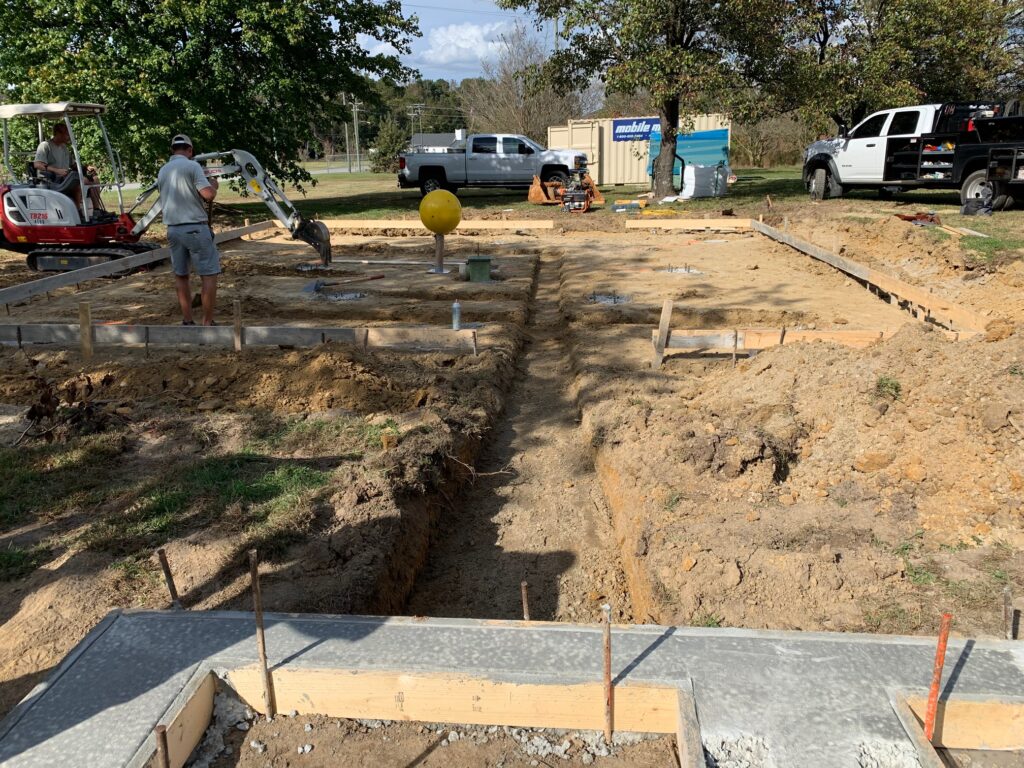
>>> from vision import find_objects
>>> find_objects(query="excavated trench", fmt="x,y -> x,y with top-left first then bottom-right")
406,251 -> 634,623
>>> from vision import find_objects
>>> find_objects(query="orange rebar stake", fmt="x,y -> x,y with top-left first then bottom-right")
924,613 -> 953,741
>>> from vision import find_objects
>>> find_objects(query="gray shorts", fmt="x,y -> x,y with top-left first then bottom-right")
167,223 -> 220,276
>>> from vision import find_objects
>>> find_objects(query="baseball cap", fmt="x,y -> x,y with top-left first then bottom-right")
170,133 -> 193,149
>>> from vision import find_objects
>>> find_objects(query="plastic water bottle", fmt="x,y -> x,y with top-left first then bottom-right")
451,300 -> 461,330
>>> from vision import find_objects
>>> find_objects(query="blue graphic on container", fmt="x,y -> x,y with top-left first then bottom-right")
647,128 -> 730,178
611,117 -> 660,142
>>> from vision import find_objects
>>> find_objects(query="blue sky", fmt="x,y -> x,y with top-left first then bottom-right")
361,0 -> 552,81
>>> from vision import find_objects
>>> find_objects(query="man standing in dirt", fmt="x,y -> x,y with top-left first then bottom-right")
157,134 -> 220,326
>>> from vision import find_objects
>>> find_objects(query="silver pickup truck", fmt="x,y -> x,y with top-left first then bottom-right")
398,134 -> 587,196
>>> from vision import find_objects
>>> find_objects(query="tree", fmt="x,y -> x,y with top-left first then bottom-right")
0,0 -> 419,185
458,24 -> 581,143
370,117 -> 410,172
498,0 -> 793,195
770,0 -> 1019,126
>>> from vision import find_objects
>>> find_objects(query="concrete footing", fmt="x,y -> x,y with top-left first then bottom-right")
0,611 -> 1021,767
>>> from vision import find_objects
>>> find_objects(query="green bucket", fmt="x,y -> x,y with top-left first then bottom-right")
466,255 -> 492,282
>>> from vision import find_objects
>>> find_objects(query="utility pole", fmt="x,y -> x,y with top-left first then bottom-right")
342,94 -> 352,173
353,98 -> 362,172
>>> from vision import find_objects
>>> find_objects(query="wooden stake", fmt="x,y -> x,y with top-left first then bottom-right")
233,300 -> 243,353
731,329 -> 738,366
779,326 -> 787,345
156,548 -> 182,609
652,299 -> 673,369
782,216 -> 789,232
243,217 -> 251,240
79,301 -> 93,362
520,580 -> 530,621
924,613 -> 952,741
154,724 -> 171,768
1005,587 -> 1016,640
249,549 -> 277,718
602,603 -> 613,745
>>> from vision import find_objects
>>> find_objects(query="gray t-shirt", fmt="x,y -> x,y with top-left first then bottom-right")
157,154 -> 212,225
34,140 -> 70,172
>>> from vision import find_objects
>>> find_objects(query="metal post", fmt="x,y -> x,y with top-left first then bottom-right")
156,549 -> 182,609
520,581 -> 530,621
249,549 -> 277,718
353,99 -> 361,172
924,613 -> 952,741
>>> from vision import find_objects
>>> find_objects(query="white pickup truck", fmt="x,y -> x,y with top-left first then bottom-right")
398,134 -> 587,196
803,101 -> 1024,209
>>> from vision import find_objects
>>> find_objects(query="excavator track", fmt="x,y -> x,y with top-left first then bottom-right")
27,242 -> 162,272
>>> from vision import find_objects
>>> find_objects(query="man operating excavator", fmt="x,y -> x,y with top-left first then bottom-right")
157,133 -> 220,326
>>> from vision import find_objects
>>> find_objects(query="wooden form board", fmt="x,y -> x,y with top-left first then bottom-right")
751,220 -> 989,332
319,218 -> 554,230
159,672 -> 216,768
903,694 -> 1024,750
0,322 -> 478,354
0,220 -> 278,307
626,218 -> 750,231
228,666 -> 686,735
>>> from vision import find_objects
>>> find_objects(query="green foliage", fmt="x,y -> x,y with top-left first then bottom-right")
0,0 -> 419,184
874,375 -> 902,401
692,611 -> 723,628
371,118 -> 410,173
0,544 -> 50,581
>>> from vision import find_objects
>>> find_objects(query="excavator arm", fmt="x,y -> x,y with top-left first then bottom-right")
129,149 -> 332,264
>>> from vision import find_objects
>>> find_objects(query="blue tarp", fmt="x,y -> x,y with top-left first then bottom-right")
646,128 -> 730,179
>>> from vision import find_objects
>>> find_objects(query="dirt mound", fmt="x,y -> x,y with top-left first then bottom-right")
0,345 -> 468,414
585,323 -> 1024,633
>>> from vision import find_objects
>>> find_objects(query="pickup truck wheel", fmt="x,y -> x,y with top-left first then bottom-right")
420,177 -> 445,196
809,167 -> 829,201
960,170 -> 1009,209
542,170 -> 570,186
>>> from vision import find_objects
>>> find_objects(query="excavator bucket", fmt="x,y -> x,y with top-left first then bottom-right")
294,218 -> 332,265
528,175 -> 561,205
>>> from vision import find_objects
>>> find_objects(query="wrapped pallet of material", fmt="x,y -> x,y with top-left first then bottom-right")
680,164 -> 730,199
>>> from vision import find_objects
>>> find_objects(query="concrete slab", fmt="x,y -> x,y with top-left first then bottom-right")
0,611 -> 1021,767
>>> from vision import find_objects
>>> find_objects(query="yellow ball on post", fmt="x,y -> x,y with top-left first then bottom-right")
419,189 -> 462,235
420,189 -> 461,274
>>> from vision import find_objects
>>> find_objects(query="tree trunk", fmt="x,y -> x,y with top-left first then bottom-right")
653,96 -> 680,197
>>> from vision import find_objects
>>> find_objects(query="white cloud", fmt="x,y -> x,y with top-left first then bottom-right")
417,21 -> 510,67
357,33 -> 399,58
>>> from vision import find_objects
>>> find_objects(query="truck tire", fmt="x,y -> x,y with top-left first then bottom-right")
960,169 -> 1009,210
542,169 -> 570,186
809,167 -> 829,201
420,176 -> 445,196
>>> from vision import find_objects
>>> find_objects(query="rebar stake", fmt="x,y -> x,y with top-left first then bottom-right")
520,580 -> 530,621
156,548 -> 182,609
602,603 -> 614,745
924,613 -> 953,741
154,724 -> 170,768
249,549 -> 277,719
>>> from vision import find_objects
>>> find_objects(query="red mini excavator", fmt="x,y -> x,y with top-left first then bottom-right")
0,102 -> 331,271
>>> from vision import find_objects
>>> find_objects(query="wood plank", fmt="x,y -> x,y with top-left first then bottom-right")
147,326 -> 235,346
244,326 -> 325,347
905,694 -> 1024,750
675,684 -> 703,768
752,221 -> 989,331
0,326 -> 20,344
18,324 -> 79,344
228,666 -> 679,733
652,299 -> 674,368
0,220 -> 276,307
626,218 -> 750,231
162,672 -> 216,768
366,327 -> 477,351
890,694 -> 945,768
318,219 -> 554,230
93,325 -> 148,345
